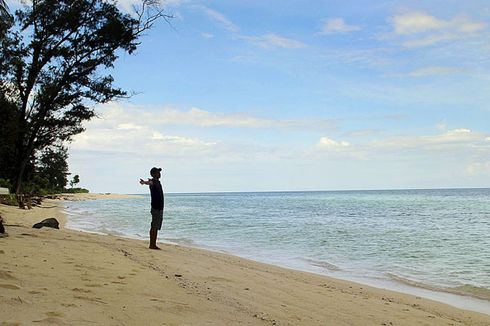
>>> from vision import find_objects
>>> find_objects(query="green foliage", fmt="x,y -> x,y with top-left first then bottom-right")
0,194 -> 17,206
36,144 -> 69,192
70,174 -> 80,188
63,187 -> 89,194
0,178 -> 11,189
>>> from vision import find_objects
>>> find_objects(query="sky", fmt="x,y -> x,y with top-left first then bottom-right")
11,0 -> 490,193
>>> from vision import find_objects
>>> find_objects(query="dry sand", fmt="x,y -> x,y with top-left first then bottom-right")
1,195 -> 489,325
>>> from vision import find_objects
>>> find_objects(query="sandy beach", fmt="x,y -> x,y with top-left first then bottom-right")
1,195 -> 489,325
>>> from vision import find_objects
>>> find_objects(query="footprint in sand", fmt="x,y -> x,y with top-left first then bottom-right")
32,317 -> 67,325
0,270 -> 16,280
72,288 -> 92,293
28,290 -> 43,295
21,233 -> 38,237
73,295 -> 107,304
111,281 -> 126,284
0,283 -> 21,290
46,312 -> 64,317
84,283 -> 103,288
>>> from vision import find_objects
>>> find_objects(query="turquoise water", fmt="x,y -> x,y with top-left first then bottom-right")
64,188 -> 490,312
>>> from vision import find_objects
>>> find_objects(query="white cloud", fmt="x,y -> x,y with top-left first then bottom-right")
91,102 -> 334,130
117,123 -> 143,130
343,129 -> 383,138
392,12 -> 446,35
311,137 -> 367,160
319,18 -> 361,35
151,132 -> 216,146
312,128 -> 490,160
70,102 -> 338,163
319,47 -> 394,68
401,33 -> 457,47
200,32 -> 214,39
370,128 -> 490,151
389,11 -> 487,47
244,33 -> 306,49
308,128 -> 490,169
318,137 -> 350,149
200,6 -> 239,33
72,120 -> 217,159
116,0 -> 183,14
196,7 -> 307,50
466,162 -> 490,176
435,121 -> 447,131
453,16 -> 487,33
408,66 -> 465,77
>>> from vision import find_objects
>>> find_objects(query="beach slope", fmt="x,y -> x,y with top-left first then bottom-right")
0,201 -> 489,325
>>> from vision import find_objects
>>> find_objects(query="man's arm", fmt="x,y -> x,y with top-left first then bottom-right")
139,178 -> 153,186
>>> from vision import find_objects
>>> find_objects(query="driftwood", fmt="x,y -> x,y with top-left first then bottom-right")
16,195 -> 43,209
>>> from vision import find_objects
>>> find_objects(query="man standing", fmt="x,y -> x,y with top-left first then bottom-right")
140,167 -> 164,250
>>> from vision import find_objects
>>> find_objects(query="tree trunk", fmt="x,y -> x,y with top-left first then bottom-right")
13,156 -> 29,195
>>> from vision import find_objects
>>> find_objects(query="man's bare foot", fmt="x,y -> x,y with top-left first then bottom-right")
149,246 -> 161,250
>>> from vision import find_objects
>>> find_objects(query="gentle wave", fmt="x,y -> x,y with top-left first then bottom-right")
302,258 -> 342,272
387,273 -> 490,301
163,237 -> 197,247
451,285 -> 490,301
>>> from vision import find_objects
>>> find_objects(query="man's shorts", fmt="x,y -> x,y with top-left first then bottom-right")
150,208 -> 163,230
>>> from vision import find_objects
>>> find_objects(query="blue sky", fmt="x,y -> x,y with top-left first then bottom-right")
14,0 -> 490,193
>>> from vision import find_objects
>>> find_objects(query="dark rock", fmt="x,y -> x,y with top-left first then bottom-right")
0,216 -> 5,234
32,218 -> 59,229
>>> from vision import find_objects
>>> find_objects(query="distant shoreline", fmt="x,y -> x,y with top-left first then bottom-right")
56,193 -> 144,200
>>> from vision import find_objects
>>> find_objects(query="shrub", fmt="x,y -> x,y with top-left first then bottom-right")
0,194 -> 17,206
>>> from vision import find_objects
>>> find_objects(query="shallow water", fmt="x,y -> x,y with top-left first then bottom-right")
64,188 -> 490,313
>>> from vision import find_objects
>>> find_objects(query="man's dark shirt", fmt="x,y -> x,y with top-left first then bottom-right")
149,179 -> 164,210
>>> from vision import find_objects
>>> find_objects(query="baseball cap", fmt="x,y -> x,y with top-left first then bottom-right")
150,167 -> 162,176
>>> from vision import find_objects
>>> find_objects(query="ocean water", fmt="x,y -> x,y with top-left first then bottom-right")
64,188 -> 490,313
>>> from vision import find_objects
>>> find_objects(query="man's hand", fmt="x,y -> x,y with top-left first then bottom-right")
139,178 -> 152,185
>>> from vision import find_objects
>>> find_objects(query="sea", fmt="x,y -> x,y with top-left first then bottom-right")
64,188 -> 490,314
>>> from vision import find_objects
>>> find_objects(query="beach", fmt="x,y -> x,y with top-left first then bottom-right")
1,195 -> 490,325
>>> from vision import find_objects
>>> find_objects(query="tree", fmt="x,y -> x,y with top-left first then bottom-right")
0,0 -> 8,13
70,174 -> 80,189
0,0 -> 12,34
36,144 -> 69,192
0,0 -> 170,194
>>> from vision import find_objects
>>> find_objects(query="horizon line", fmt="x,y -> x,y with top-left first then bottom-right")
118,186 -> 490,196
